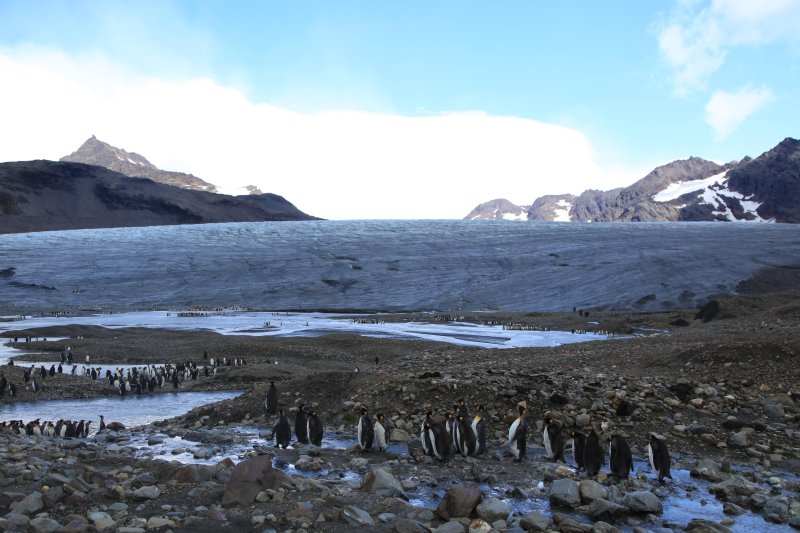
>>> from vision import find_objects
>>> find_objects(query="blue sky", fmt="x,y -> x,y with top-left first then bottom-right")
0,0 -> 798,219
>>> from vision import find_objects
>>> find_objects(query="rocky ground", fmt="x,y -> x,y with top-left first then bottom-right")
0,291 -> 799,532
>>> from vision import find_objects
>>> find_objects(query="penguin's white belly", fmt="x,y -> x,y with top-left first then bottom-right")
543,428 -> 553,459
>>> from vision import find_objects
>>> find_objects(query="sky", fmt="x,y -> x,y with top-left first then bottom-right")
0,1 -> 798,220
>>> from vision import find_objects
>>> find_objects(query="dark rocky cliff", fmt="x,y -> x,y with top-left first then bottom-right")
0,160 -> 316,233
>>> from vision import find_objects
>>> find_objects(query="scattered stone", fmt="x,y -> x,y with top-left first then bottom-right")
436,483 -> 482,520
549,478 -> 581,508
475,497 -> 511,523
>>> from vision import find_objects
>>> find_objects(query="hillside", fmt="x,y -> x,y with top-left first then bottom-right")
0,160 -> 316,233
464,137 -> 800,223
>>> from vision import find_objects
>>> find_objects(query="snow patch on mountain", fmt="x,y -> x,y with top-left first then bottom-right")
651,171 -> 729,202
553,200 -> 572,222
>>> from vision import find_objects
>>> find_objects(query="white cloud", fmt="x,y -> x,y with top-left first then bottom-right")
0,46 -> 638,220
705,85 -> 774,139
657,0 -> 800,95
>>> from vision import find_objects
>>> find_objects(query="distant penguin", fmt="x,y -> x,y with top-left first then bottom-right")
273,409 -> 292,449
609,434 -> 634,479
647,433 -> 673,483
457,398 -> 469,418
75,421 -> 85,439
571,430 -> 586,471
265,381 -> 278,414
424,421 -> 449,461
543,416 -> 566,462
98,415 -> 106,432
420,411 -> 434,455
357,407 -> 375,451
507,402 -> 527,461
374,414 -> 389,452
471,405 -> 487,455
306,410 -> 323,447
583,429 -> 604,476
82,421 -> 91,438
9,383 -> 16,397
31,378 -> 40,392
295,404 -> 309,444
455,414 -> 476,457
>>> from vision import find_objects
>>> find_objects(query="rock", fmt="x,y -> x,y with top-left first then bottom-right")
436,483 -> 482,520
363,468 -> 407,499
728,430 -> 749,448
709,476 -> 763,498
685,519 -> 732,532
391,428 -> 413,442
722,502 -> 745,515
394,518 -> 428,533
552,512 -> 593,532
43,485 -> 65,507
88,511 -> 116,532
621,491 -> 663,514
29,516 -> 62,533
131,485 -> 161,499
575,414 -> 591,427
435,522 -> 467,533
475,497 -> 511,523
519,510 -> 552,531
579,480 -> 608,503
591,522 -> 621,533
57,518 -> 90,533
764,496 -> 790,523
9,491 -> 44,515
147,517 -> 176,528
468,519 -> 492,533
691,459 -> 726,482
763,403 -> 785,419
343,505 -> 374,526
171,464 -> 212,483
221,455 -> 293,506
549,478 -> 581,508
581,498 -> 627,523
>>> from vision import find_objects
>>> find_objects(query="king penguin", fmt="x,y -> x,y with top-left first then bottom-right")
455,413 -> 476,457
647,433 -> 672,483
295,404 -> 308,444
424,420 -> 449,461
374,413 -> 390,452
543,416 -> 566,462
265,381 -> 278,414
273,409 -> 292,449
471,404 -> 487,455
609,433 -> 634,479
420,411 -> 434,455
507,402 -> 527,461
357,407 -> 374,451
583,429 -> 605,476
306,410 -> 323,447
571,430 -> 586,472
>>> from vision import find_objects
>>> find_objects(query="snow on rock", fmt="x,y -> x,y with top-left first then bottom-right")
652,172 -> 728,202
553,200 -> 572,222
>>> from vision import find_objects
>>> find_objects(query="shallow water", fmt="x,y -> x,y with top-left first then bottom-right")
0,390 -> 242,429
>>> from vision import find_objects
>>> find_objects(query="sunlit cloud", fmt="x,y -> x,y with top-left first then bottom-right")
705,85 -> 774,139
0,46 -> 641,220
656,0 -> 800,95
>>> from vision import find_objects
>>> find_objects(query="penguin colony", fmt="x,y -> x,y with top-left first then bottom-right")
0,414 -> 128,439
265,386 -> 671,483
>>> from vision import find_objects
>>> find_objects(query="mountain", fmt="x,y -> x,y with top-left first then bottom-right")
464,198 -> 529,220
464,137 -> 800,223
0,160 -> 316,233
61,136 -> 219,192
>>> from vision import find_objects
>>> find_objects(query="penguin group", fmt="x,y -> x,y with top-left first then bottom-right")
0,417 -> 95,439
419,399 -> 500,462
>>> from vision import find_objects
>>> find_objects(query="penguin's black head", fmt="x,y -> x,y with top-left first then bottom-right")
426,410 -> 433,417
377,414 -> 384,421
445,412 -> 451,419
459,399 -> 465,405
361,407 -> 368,415
279,409 -> 284,415
457,415 -> 464,422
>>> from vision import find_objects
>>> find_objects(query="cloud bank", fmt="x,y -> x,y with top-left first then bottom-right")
0,46 -> 637,220
705,86 -> 774,139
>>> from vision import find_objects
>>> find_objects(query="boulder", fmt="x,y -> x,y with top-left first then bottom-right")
391,428 -> 413,442
88,511 -> 116,532
394,518 -> 428,533
519,510 -> 551,532
28,516 -> 62,533
708,477 -> 763,499
435,522 -> 467,533
9,492 -> 44,515
171,464 -> 212,483
691,459 -> 725,482
475,497 -> 511,523
579,480 -> 608,503
685,519 -> 732,533
363,468 -> 407,499
131,486 -> 161,500
763,496 -> 790,523
549,478 -> 581,508
221,455 -> 293,507
621,491 -> 663,514
591,522 -> 622,533
343,505 -> 374,527
581,498 -> 627,523
436,483 -> 482,520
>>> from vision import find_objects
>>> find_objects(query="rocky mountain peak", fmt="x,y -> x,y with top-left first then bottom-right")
60,136 -> 218,192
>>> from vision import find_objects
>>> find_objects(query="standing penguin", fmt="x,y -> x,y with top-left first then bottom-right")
570,430 -> 586,472
471,405 -> 487,455
357,407 -> 374,451
265,381 -> 278,414
295,404 -> 308,444
457,398 -> 469,418
31,378 -> 40,392
374,413 -> 390,452
583,429 -> 605,476
507,402 -> 527,461
647,433 -> 672,483
420,411 -> 434,455
543,416 -> 566,463
273,409 -> 292,449
424,421 -> 449,461
454,414 -> 476,457
306,410 -> 323,447
609,434 -> 634,479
